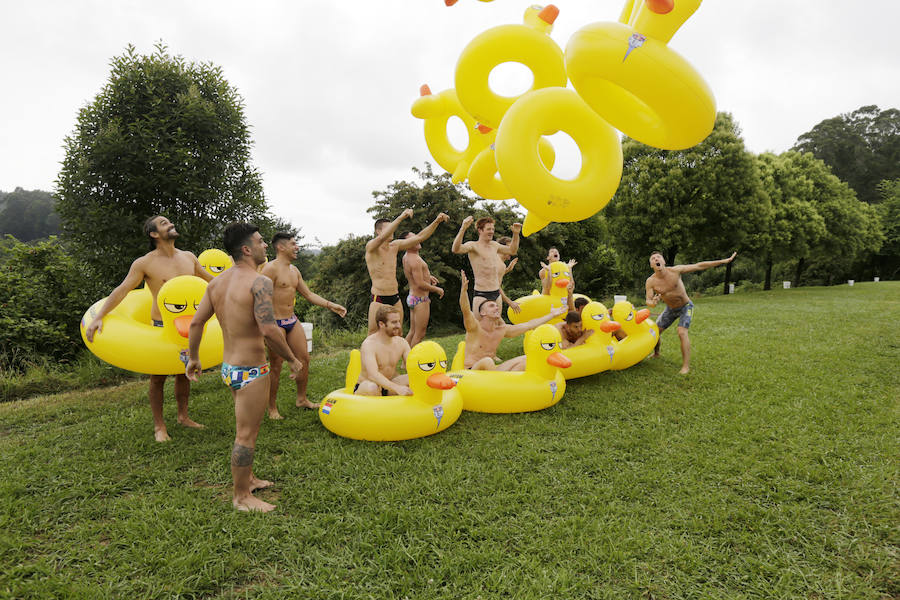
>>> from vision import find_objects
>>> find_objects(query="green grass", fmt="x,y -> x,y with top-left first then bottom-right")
1,283 -> 897,599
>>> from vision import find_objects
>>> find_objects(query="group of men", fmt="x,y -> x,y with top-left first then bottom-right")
86,211 -> 735,512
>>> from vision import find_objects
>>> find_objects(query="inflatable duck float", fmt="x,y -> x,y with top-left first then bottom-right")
609,299 -> 659,370
197,248 -> 233,277
558,301 -> 622,379
508,261 -> 588,324
448,323 -> 571,413
318,341 -> 463,441
80,275 -> 224,375
565,0 -> 715,150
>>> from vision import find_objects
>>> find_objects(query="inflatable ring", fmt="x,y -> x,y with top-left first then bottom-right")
319,341 -> 463,441
411,85 -> 494,184
80,275 -> 223,375
198,248 -> 233,277
565,0 -> 715,150
454,5 -> 566,130
494,87 -> 623,236
467,138 -> 556,201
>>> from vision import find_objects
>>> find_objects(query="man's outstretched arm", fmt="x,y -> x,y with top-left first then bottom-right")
452,216 -> 474,254
674,252 -> 737,274
365,209 -> 413,252
395,212 -> 449,250
505,305 -> 567,338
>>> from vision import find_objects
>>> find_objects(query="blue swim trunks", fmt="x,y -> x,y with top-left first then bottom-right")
276,314 -> 298,333
221,362 -> 270,391
657,301 -> 694,331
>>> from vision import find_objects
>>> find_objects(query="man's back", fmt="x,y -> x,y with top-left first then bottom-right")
208,265 -> 267,366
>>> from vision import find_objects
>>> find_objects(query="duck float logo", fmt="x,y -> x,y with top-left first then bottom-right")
549,380 -> 558,401
623,33 -> 646,61
606,345 -> 616,360
432,405 -> 444,428
321,399 -> 336,415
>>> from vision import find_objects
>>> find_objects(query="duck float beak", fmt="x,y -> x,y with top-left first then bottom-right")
635,309 -> 651,323
538,5 -> 560,25
647,0 -> 675,14
554,278 -> 570,288
546,352 -> 572,368
419,84 -> 432,96
445,0 -> 458,6
600,320 -> 621,333
174,315 -> 193,338
427,373 -> 456,390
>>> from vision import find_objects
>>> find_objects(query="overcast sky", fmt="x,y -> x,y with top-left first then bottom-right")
2,1 -> 898,246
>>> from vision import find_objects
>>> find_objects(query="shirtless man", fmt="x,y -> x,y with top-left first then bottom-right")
556,311 -> 593,349
355,306 -> 413,396
401,232 -> 444,348
261,232 -> 347,418
646,250 -> 737,374
496,236 -> 520,315
186,223 -> 304,513
459,270 -> 565,371
84,215 -> 211,442
540,248 -> 577,294
452,216 -> 520,316
365,209 -> 450,333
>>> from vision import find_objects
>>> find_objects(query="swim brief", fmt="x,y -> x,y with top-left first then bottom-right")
276,314 -> 298,333
152,319 -> 164,328
353,382 -> 389,397
472,289 -> 501,302
656,301 -> 694,331
406,294 -> 429,308
371,293 -> 401,306
221,362 -> 270,391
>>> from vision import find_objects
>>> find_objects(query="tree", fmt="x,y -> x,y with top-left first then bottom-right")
606,112 -> 772,293
793,105 -> 900,205
0,188 -> 60,242
55,43 -> 273,290
872,179 -> 900,279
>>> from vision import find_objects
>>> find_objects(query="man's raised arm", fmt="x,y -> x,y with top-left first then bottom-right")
365,208 -> 413,252
459,270 -> 479,332
395,212 -> 449,250
675,252 -> 737,274
498,222 -> 522,256
505,305 -> 567,338
452,216 -> 474,254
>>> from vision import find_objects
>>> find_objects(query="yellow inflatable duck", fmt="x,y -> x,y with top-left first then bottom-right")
448,323 -> 571,413
559,301 -> 622,379
508,261 -> 587,324
318,341 -> 463,441
445,0 -> 494,5
411,84 -> 494,185
565,0 -> 715,150
454,4 -> 566,130
467,136 -> 557,201
197,248 -> 233,277
609,299 -> 659,370
80,275 -> 224,375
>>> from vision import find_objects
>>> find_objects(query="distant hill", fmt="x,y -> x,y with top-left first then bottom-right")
0,188 -> 60,241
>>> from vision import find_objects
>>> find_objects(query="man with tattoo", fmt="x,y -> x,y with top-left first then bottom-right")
186,223 -> 304,513
261,232 -> 347,418
85,215 -> 212,442
400,231 -> 444,348
365,209 -> 450,334
452,216 -> 521,316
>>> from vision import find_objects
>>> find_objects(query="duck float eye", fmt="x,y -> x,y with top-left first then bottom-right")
210,265 -> 225,273
626,312 -> 634,321
164,301 -> 187,313
418,361 -> 437,371
193,301 -> 200,310
540,342 -> 556,351
440,360 -> 448,369
552,271 -> 561,277
591,313 -> 604,321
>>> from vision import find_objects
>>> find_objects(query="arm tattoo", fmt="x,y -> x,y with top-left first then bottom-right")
251,276 -> 276,325
231,443 -> 254,467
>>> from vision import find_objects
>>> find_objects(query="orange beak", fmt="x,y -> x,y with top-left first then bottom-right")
600,320 -> 621,333
635,309 -> 650,324
174,315 -> 193,338
419,84 -> 432,96
445,0 -> 458,6
427,373 -> 456,390
476,123 -> 493,134
547,352 -> 571,368
647,0 -> 674,14
554,278 -> 570,288
539,5 -> 560,24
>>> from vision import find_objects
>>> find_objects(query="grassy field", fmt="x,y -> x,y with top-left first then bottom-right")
1,283 -> 898,599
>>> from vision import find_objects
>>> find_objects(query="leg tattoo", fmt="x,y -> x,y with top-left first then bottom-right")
231,443 -> 254,467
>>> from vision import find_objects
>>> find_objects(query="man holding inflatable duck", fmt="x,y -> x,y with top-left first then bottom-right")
645,250 -> 737,374
452,216 -> 521,317
365,209 -> 449,334
262,232 -> 347,418
186,222 -> 305,513
459,270 -> 566,370
84,215 -> 212,442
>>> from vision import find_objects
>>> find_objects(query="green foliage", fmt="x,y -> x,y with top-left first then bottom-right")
873,179 -> 900,279
793,105 -> 900,205
0,188 -> 60,242
55,42 -> 272,290
0,236 -> 95,372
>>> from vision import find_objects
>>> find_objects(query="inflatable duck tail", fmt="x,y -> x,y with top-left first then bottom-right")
344,350 -> 362,394
450,342 -> 466,371
522,211 -> 551,237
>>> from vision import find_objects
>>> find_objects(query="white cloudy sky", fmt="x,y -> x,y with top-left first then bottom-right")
2,1 -> 898,245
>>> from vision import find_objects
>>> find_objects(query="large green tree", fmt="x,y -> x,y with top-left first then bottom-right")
872,179 -> 900,279
606,112 -> 772,293
793,105 -> 900,205
0,188 -> 60,242
55,43 -> 272,289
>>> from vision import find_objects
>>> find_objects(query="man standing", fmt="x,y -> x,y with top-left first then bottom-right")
401,231 -> 444,348
645,250 -> 737,374
186,223 -> 304,513
452,216 -> 520,316
459,270 -> 565,370
365,209 -> 449,334
261,232 -> 347,418
84,215 -> 211,442
355,306 -> 413,396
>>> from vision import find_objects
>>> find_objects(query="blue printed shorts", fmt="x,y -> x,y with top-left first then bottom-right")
657,301 -> 694,331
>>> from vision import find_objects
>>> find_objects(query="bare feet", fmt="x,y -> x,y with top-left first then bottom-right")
296,398 -> 320,410
679,367 -> 690,375
652,352 -> 661,358
249,476 -> 274,492
267,409 -> 284,420
177,416 -> 205,429
154,428 -> 171,442
233,495 -> 276,513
